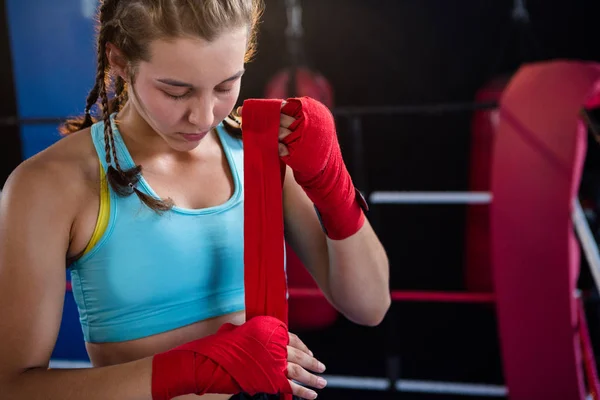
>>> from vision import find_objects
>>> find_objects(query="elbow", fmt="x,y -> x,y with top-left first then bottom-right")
359,265 -> 391,327
343,293 -> 391,327
364,295 -> 392,327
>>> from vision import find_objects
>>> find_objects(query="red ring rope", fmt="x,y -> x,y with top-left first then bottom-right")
64,282 -> 495,305
288,288 -> 494,303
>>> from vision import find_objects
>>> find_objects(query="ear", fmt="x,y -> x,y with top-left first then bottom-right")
105,42 -> 129,80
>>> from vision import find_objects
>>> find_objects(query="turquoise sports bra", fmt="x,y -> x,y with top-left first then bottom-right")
69,115 -> 246,343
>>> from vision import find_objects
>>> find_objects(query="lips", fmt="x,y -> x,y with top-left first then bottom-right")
180,131 -> 209,142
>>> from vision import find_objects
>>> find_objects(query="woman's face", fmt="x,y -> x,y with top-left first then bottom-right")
128,26 -> 247,151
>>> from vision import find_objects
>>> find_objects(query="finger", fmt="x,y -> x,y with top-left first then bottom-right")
289,379 -> 318,400
279,126 -> 292,140
278,143 -> 289,157
280,113 -> 296,129
288,332 -> 313,357
287,346 -> 325,373
236,106 -> 242,115
287,362 -> 327,389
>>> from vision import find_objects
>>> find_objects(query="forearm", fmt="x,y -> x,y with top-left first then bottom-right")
3,357 -> 153,400
278,97 -> 390,325
326,219 -> 390,326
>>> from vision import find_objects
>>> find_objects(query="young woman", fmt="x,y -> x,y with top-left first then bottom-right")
0,0 -> 390,399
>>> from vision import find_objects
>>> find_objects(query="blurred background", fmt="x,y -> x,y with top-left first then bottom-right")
2,1 -> 600,399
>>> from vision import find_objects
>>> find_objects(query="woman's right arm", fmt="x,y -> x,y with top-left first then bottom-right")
0,159 -> 153,400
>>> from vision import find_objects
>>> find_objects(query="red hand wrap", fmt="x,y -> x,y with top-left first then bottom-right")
152,316 -> 291,399
280,97 -> 367,240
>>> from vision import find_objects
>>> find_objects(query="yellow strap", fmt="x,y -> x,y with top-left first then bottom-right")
82,160 -> 110,255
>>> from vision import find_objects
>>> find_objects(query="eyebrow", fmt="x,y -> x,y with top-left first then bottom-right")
156,69 -> 245,88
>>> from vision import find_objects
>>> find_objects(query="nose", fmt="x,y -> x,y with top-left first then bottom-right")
188,95 -> 214,130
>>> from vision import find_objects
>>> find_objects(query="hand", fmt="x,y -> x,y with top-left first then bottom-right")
236,102 -> 294,157
286,332 -> 327,399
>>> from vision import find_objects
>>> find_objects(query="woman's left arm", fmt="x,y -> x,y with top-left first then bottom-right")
282,165 -> 391,327
239,97 -> 391,326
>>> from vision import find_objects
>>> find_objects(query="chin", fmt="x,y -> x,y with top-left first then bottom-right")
170,139 -> 202,152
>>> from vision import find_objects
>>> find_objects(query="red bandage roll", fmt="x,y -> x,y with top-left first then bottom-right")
242,99 -> 289,324
242,99 -> 293,400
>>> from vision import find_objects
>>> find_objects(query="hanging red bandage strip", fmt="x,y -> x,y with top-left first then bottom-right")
243,99 -> 288,325
243,99 -> 291,400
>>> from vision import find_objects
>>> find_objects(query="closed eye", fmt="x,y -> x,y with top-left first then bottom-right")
164,91 -> 191,100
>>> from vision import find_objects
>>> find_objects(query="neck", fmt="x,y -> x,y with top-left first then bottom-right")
112,102 -> 220,164
113,101 -> 176,158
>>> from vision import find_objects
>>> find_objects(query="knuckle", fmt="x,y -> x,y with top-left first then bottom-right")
304,353 -> 316,368
312,357 -> 321,371
287,347 -> 299,363
292,386 -> 305,398
291,349 -> 305,364
294,351 -> 309,366
310,374 -> 320,387
286,364 -> 294,377
288,363 -> 302,377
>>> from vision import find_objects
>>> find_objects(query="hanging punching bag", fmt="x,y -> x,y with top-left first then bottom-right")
265,67 -> 334,107
265,0 -> 337,332
265,0 -> 334,107
464,76 -> 509,293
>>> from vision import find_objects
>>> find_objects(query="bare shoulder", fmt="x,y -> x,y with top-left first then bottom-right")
1,127 -> 99,219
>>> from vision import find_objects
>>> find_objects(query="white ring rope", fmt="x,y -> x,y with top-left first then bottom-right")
573,199 -> 600,292
369,191 -> 492,205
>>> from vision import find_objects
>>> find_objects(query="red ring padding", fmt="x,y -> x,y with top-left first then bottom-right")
491,60 -> 600,399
